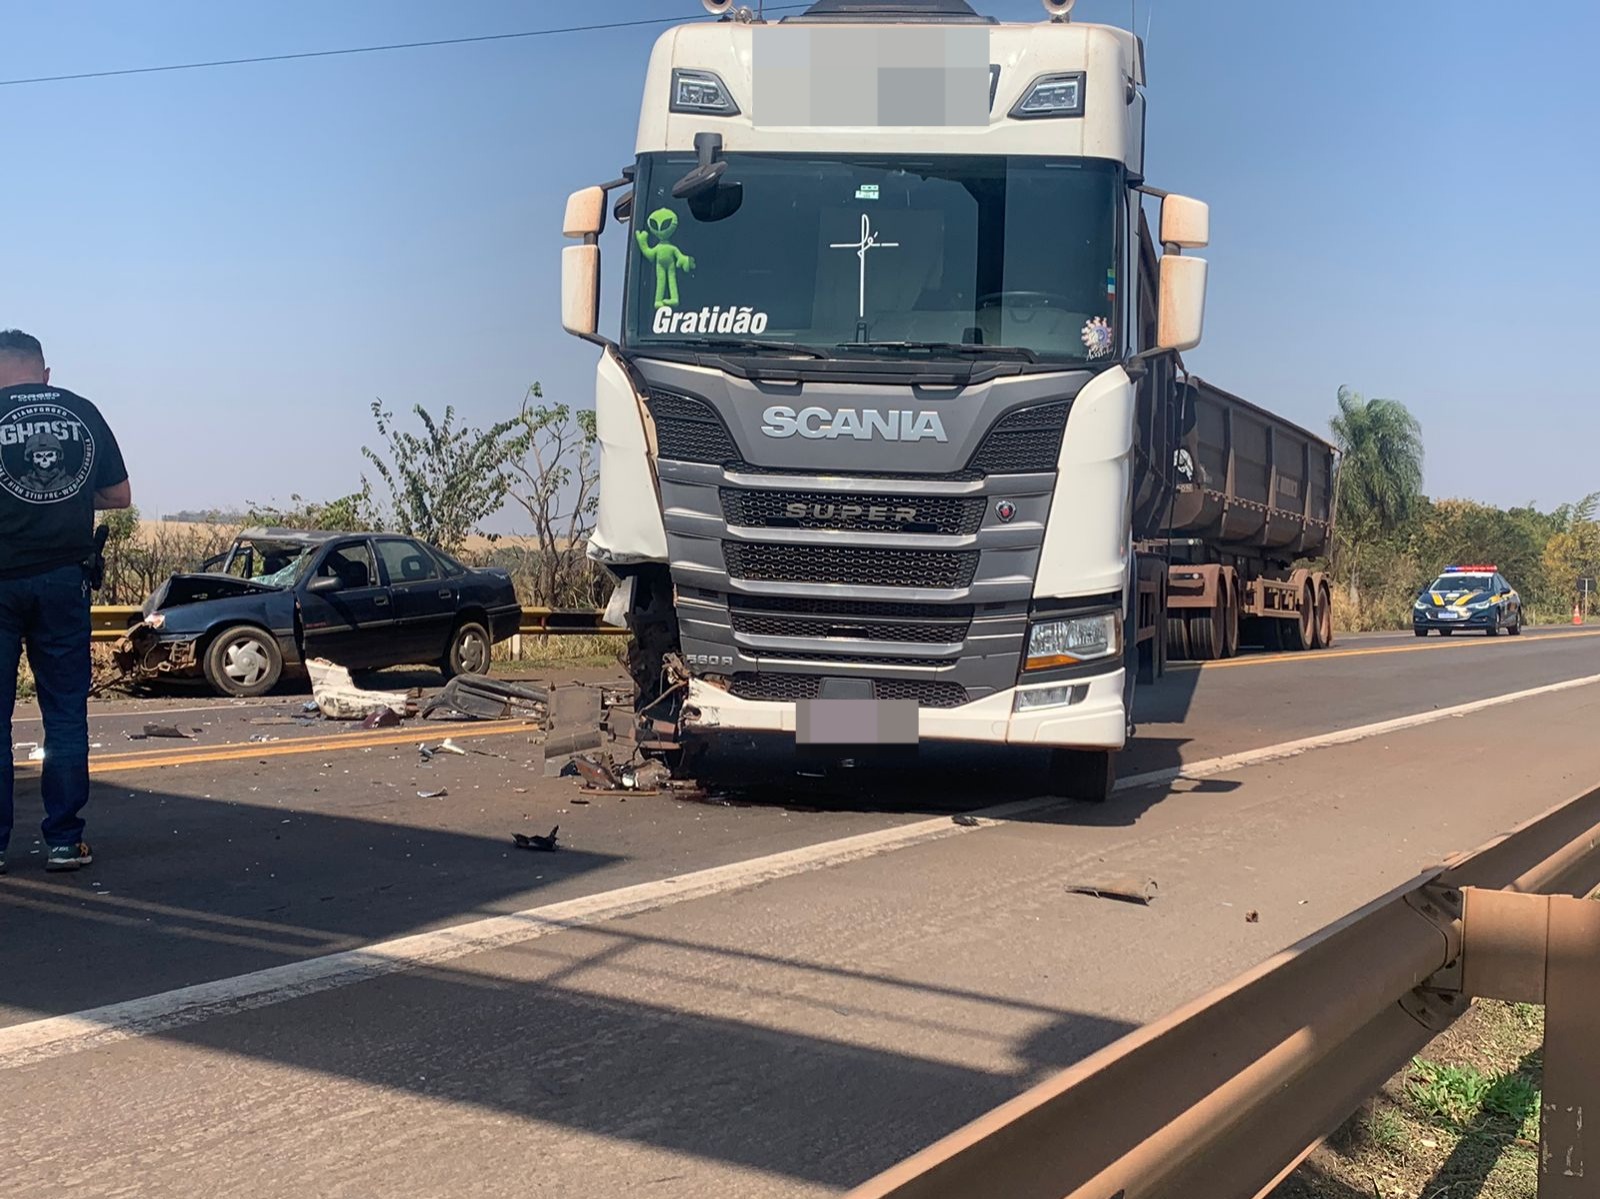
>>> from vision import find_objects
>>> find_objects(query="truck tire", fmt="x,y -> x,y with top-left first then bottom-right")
1165,614 -> 1191,661
1049,748 -> 1116,804
204,625 -> 284,698
1222,581 -> 1241,658
1313,581 -> 1334,649
1284,583 -> 1316,651
1186,604 -> 1223,660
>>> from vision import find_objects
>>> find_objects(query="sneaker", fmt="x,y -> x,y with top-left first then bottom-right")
45,842 -> 93,872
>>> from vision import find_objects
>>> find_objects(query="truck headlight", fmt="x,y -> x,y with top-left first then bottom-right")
1009,71 -> 1085,119
1025,612 -> 1120,671
671,69 -> 740,116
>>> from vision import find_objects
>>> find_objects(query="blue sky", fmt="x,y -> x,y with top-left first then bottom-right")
2,0 -> 1596,520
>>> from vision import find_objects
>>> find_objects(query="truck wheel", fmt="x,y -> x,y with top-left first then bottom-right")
204,625 -> 283,698
1049,748 -> 1116,804
1221,584 -> 1241,658
1186,605 -> 1223,661
1285,584 -> 1316,651
1313,582 -> 1334,649
442,621 -> 492,679
1165,614 -> 1191,661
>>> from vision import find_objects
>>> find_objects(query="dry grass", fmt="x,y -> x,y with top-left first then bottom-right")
1275,1000 -> 1545,1199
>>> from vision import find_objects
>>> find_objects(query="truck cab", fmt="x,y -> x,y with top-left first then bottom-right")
560,0 -> 1210,800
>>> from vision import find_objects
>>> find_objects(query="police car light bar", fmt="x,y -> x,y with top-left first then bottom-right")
1444,564 -> 1497,573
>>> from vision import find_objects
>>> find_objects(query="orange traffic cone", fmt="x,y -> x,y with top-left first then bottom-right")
1575,601 -> 1584,626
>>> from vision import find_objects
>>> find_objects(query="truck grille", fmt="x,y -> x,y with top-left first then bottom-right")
720,489 -> 985,536
730,597 -> 973,643
649,391 -> 738,464
723,542 -> 979,589
728,674 -> 970,708
969,403 -> 1071,474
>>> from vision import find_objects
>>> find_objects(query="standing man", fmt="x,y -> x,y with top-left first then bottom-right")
0,331 -> 130,874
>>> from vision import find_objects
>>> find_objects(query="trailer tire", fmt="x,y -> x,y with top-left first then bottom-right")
1285,583 -> 1316,651
1313,580 -> 1334,649
1049,748 -> 1116,804
1221,580 -> 1241,658
1166,614 -> 1191,661
1186,604 -> 1223,661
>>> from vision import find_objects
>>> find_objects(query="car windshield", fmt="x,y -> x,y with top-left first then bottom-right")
248,546 -> 317,587
625,152 -> 1122,364
1429,575 -> 1494,594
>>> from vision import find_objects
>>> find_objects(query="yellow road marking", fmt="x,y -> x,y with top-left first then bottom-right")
14,722 -> 540,779
1173,628 -> 1600,672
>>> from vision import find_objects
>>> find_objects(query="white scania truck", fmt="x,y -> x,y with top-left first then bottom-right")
560,0 -> 1336,801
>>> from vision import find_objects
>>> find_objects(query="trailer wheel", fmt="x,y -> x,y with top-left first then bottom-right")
1313,581 -> 1334,649
1186,604 -> 1224,660
1048,748 -> 1116,804
1166,614 -> 1191,661
1284,583 -> 1316,651
1221,581 -> 1241,658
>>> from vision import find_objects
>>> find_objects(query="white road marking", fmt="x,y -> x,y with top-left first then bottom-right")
3,668 -> 1599,1069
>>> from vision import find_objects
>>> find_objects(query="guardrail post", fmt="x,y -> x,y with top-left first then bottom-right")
1541,895 -> 1600,1197
1457,887 -> 1600,1198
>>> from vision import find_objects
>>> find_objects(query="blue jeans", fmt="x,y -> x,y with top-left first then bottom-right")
1,564 -> 93,853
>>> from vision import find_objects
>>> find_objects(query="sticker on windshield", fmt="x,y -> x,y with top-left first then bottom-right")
830,213 -> 900,320
855,184 -> 880,201
653,305 -> 770,336
1080,316 -> 1114,359
636,208 -> 696,309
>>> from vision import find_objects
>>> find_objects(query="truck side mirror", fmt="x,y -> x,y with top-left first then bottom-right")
562,186 -> 607,340
1160,194 -> 1209,249
1157,255 -> 1207,352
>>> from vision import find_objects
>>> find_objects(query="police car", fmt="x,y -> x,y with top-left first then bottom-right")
1413,565 -> 1524,636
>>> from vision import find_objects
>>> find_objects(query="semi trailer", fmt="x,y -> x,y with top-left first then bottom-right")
559,0 -> 1337,801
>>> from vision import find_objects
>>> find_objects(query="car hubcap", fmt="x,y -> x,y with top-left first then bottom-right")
459,632 -> 488,673
225,640 -> 269,686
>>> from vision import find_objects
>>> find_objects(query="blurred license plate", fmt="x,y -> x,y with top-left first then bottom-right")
796,699 -> 919,746
1439,611 -> 1462,619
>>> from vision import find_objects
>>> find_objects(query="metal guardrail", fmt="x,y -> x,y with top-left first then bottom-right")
847,784 -> 1600,1199
90,605 -> 622,644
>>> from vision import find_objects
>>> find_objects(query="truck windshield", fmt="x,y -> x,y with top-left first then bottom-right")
625,153 -> 1122,365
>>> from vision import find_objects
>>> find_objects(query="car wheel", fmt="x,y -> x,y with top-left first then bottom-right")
1509,613 -> 1523,636
442,621 -> 492,679
1415,627 -> 1428,637
1485,623 -> 1499,636
1439,628 -> 1454,637
204,626 -> 284,698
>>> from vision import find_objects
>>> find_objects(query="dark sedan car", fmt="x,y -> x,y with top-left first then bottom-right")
116,528 -> 523,696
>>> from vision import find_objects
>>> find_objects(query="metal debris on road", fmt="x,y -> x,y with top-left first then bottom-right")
951,814 -> 981,828
423,674 -> 547,722
306,659 -> 413,721
359,708 -> 402,730
622,759 -> 672,791
513,826 -> 560,852
128,723 -> 197,740
1064,876 -> 1160,906
417,789 -> 449,799
572,752 -> 622,790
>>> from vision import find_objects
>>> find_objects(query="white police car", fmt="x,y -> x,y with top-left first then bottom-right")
1413,565 -> 1524,637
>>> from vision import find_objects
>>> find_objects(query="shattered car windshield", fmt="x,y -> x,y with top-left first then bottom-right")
249,546 -> 317,587
624,153 -> 1122,363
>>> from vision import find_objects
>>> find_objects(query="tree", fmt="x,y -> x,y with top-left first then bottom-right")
1543,499 -> 1600,618
361,402 -> 522,554
1330,387 -> 1424,604
245,488 -> 378,533
500,384 -> 604,608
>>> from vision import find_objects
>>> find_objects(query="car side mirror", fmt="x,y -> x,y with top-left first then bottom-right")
307,575 -> 342,594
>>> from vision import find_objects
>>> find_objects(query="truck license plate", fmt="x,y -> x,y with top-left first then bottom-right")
796,699 -> 919,746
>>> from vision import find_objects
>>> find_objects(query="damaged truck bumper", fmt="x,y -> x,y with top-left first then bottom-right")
679,667 -> 1127,750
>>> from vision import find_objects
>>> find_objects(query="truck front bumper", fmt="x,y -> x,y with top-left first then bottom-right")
681,667 -> 1127,751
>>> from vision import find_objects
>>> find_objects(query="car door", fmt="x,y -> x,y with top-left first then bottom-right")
297,539 -> 395,668
1497,574 -> 1519,624
375,537 -> 457,664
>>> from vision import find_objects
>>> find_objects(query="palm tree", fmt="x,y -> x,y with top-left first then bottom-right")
1329,387 -> 1424,603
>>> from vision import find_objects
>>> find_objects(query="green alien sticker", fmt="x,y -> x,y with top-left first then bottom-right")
636,208 -> 696,309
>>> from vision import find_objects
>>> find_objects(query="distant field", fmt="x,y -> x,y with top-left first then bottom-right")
138,521 -> 545,553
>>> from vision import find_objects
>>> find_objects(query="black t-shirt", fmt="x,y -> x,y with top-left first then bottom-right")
0,383 -> 129,580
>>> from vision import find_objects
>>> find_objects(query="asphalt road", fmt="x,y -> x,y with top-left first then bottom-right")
4,626 -> 1600,1197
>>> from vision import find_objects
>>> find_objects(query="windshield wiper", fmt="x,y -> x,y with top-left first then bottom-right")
835,340 -> 1040,364
657,337 -> 828,360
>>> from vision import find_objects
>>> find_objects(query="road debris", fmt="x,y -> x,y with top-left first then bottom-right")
417,789 -> 449,799
423,674 -> 547,722
306,659 -> 413,721
513,826 -> 560,852
1064,876 -> 1159,906
248,734 -> 280,744
126,723 -> 197,740
1245,910 -> 1261,923
951,814 -> 981,828
622,760 -> 672,791
26,746 -> 46,762
359,708 -> 402,730
572,752 -> 622,790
